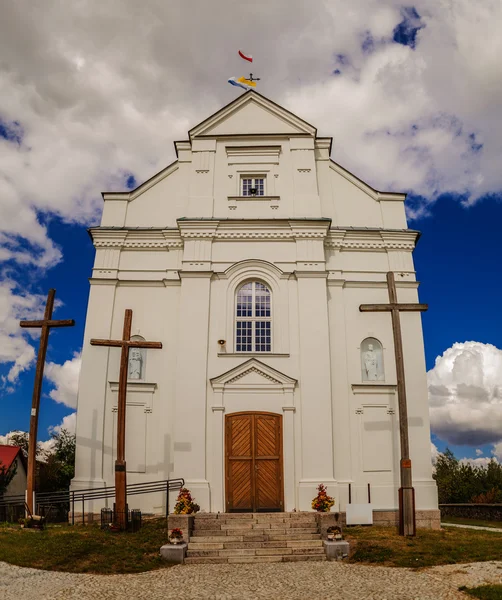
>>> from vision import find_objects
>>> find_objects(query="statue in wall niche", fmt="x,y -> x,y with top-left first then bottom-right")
361,338 -> 384,381
128,347 -> 144,380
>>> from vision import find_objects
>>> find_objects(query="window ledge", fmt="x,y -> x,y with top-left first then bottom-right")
228,196 -> 280,202
218,352 -> 290,357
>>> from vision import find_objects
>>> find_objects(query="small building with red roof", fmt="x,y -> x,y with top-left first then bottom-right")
0,446 -> 27,498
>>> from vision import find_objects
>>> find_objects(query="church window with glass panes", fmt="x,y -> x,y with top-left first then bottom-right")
235,281 -> 271,352
241,176 -> 265,196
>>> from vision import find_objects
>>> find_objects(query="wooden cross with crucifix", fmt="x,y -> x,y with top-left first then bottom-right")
19,289 -> 75,514
90,309 -> 162,529
360,271 -> 428,536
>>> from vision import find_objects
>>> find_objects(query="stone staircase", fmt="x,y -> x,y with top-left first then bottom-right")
184,512 -> 326,564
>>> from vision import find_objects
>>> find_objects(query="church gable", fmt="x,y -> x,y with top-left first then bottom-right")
189,91 -> 316,138
211,359 -> 297,391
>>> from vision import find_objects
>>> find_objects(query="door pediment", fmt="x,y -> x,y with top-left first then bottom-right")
211,358 -> 296,392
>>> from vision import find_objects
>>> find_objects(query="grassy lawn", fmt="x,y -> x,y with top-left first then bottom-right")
345,525 -> 502,569
442,516 -> 502,529
0,518 -> 170,574
459,585 -> 502,599
0,521 -> 501,574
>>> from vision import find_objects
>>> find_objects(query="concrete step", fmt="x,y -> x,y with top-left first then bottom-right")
184,554 -> 326,565
191,527 -> 319,537
187,546 -> 325,558
189,532 -> 320,543
188,540 -> 323,551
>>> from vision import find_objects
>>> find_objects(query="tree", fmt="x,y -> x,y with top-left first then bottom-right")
7,431 -> 44,460
433,448 -> 502,503
38,429 -> 75,493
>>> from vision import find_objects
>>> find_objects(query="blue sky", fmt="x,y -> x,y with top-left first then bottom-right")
1,1 -> 502,466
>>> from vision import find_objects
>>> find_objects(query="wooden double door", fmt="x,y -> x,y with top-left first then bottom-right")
225,412 -> 284,512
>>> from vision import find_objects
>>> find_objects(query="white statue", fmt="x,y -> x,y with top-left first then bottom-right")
361,339 -> 384,381
128,347 -> 144,380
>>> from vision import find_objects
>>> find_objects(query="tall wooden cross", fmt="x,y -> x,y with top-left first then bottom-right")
90,309 -> 162,529
360,272 -> 428,536
19,289 -> 75,514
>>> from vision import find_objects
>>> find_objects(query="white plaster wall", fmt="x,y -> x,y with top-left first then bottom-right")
73,92 -> 437,515
5,457 -> 27,497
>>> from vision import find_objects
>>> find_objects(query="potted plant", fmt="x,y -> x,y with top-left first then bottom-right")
311,483 -> 335,512
169,528 -> 183,544
327,525 -> 343,541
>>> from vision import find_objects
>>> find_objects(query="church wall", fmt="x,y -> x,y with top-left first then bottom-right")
124,167 -> 185,228
327,274 -> 437,511
101,200 -> 127,227
328,167 -> 383,228
74,92 -> 438,518
381,200 -> 408,229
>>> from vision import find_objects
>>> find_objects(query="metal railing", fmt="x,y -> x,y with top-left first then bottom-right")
0,478 -> 184,524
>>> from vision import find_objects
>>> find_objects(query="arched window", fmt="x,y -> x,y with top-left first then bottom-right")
236,281 -> 271,352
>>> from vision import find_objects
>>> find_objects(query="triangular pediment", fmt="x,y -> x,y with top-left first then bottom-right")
211,358 -> 297,389
189,91 -> 316,138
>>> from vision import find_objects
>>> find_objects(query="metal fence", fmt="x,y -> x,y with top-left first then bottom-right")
0,478 -> 184,524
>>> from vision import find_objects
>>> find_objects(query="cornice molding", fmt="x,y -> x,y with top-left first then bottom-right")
90,224 -> 418,250
325,229 -> 418,251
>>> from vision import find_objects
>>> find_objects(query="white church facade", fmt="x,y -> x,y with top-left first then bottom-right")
72,91 -> 438,522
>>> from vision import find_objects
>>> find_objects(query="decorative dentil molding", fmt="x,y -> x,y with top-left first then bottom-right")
91,225 -> 418,252
226,366 -> 283,385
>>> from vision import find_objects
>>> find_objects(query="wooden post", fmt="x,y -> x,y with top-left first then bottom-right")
19,289 -> 75,515
90,309 -> 162,530
359,272 -> 428,536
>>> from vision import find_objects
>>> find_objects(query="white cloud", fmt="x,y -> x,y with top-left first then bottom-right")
492,442 -> 502,462
459,456 -> 498,468
0,278 -> 47,383
475,449 -> 483,456
49,412 -> 77,436
431,441 -> 440,465
428,341 -> 502,447
44,352 -> 81,409
0,0 -> 501,270
0,413 -> 76,458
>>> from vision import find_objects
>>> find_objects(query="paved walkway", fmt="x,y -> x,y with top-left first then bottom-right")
1,560 -> 501,599
442,522 -> 502,533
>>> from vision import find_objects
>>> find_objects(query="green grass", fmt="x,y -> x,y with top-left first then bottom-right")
442,516 -> 502,529
345,526 -> 502,569
0,518 -> 171,574
459,585 -> 502,599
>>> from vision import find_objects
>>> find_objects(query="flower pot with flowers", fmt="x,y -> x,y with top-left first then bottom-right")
327,525 -> 343,541
173,488 -> 200,515
169,528 -> 183,544
311,483 -> 335,512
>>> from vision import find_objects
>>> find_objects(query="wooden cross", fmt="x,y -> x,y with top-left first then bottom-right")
19,289 -> 75,514
360,272 -> 428,536
90,309 -> 162,529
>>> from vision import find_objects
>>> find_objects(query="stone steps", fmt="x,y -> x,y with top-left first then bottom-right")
189,532 -> 320,543
184,554 -> 326,565
186,512 -> 326,565
190,527 -> 319,537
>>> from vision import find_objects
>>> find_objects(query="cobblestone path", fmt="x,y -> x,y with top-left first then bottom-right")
1,559 -> 500,599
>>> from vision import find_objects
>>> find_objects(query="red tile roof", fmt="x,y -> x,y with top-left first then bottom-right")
0,445 -> 22,472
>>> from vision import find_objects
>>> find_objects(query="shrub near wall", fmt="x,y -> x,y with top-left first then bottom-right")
439,504 -> 502,522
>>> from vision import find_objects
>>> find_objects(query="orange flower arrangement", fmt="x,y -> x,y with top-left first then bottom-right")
311,483 -> 335,512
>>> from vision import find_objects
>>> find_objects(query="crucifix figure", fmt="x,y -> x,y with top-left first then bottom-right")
20,289 -> 75,514
359,272 -> 428,536
90,310 -> 162,529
